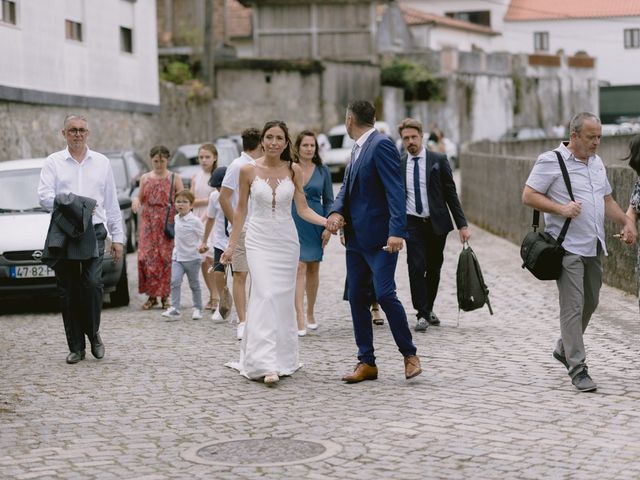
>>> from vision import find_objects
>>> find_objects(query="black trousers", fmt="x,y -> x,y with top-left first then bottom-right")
54,224 -> 106,352
405,216 -> 447,319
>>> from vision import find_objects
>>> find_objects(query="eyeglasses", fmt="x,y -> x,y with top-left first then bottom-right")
67,128 -> 88,135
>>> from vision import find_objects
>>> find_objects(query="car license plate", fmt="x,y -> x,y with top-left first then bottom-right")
10,265 -> 55,278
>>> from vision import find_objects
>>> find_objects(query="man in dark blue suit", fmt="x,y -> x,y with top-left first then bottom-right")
327,101 -> 422,383
398,118 -> 471,332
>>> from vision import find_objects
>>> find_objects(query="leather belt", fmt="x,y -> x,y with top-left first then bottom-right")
407,215 -> 430,223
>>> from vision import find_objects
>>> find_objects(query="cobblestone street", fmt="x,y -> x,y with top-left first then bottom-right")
2,204 -> 640,479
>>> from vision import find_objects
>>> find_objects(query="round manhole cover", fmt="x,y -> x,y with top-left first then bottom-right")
182,437 -> 342,467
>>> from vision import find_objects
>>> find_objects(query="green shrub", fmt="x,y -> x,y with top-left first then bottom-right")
381,59 -> 444,101
160,61 -> 193,85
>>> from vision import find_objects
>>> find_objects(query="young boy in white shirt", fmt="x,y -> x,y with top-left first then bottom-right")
200,166 -> 229,321
162,190 -> 205,320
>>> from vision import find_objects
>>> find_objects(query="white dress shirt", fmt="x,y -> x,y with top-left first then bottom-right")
172,211 -> 205,262
405,147 -> 430,217
352,127 -> 376,164
206,190 -> 229,251
38,147 -> 124,243
221,152 -> 255,233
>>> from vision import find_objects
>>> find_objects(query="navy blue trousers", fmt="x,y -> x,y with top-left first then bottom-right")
346,246 -> 416,365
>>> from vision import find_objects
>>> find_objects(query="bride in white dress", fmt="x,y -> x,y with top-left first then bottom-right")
221,121 -> 329,384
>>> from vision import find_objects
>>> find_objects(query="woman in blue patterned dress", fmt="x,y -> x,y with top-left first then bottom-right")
292,131 -> 334,335
624,134 -> 640,311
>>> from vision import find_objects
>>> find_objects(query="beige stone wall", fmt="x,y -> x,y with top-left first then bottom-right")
459,143 -> 638,294
0,82 -> 213,162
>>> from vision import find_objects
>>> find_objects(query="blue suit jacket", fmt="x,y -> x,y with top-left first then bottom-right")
401,150 -> 467,236
331,130 -> 407,250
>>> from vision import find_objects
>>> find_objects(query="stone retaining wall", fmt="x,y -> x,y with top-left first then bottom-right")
459,148 -> 638,294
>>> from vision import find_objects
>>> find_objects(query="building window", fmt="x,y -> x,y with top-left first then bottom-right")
120,26 -> 133,53
1,0 -> 17,25
445,10 -> 491,27
65,19 -> 82,42
624,28 -> 640,49
534,31 -> 549,52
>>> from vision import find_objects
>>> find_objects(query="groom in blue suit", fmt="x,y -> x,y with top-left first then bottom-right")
327,100 -> 422,383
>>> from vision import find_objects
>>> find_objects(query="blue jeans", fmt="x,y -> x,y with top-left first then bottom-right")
170,259 -> 202,311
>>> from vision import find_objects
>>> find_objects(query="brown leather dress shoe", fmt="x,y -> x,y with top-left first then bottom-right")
341,362 -> 378,383
404,355 -> 422,379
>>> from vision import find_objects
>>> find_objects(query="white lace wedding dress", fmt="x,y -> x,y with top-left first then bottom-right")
226,175 -> 301,379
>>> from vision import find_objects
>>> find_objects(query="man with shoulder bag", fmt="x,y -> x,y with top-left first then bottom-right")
522,112 -> 636,392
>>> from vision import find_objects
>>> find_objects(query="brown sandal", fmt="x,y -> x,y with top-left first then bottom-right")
161,297 -> 171,309
142,297 -> 158,310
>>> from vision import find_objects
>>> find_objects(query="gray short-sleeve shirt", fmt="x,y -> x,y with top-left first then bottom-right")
525,142 -> 612,257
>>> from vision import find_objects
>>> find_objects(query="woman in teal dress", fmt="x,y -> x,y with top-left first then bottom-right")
292,130 -> 334,335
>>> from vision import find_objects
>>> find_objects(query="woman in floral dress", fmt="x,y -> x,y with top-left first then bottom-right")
133,146 -> 185,309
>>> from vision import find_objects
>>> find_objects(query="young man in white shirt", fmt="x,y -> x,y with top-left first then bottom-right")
218,128 -> 262,340
38,114 -> 124,364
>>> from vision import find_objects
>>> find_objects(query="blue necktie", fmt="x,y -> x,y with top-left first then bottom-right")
412,157 -> 423,214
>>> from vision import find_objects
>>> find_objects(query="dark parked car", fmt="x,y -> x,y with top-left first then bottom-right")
104,150 -> 149,253
0,159 -> 130,307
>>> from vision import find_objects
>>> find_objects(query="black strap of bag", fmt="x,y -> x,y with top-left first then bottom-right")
531,151 -> 574,245
164,173 -> 175,225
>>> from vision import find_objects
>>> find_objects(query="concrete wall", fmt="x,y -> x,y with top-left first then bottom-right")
321,61 -> 381,130
383,50 -> 598,145
459,143 -> 638,295
471,134 -> 637,167
0,0 -> 159,108
214,67 -> 323,135
0,81 -> 212,161
0,59 -> 381,161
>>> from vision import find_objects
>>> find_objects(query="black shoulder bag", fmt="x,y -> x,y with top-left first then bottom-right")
163,173 -> 176,240
520,151 -> 574,280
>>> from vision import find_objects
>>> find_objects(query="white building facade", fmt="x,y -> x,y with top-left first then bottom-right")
400,0 -> 640,87
0,0 -> 159,112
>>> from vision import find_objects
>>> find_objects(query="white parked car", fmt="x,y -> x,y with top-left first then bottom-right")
169,138 -> 240,188
0,159 -> 129,306
324,121 -> 392,180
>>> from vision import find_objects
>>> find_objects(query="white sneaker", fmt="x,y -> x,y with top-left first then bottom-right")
211,309 -> 224,322
307,322 -> 318,330
162,307 -> 181,319
298,329 -> 307,337
236,322 -> 245,340
192,308 -> 203,320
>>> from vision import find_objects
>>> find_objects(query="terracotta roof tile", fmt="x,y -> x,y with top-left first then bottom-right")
399,4 -> 499,35
505,0 -> 640,21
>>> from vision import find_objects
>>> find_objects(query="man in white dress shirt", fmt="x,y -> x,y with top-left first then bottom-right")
219,128 -> 262,340
38,114 -> 124,364
523,112 -> 636,392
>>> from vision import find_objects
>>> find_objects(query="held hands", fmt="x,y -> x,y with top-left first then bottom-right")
561,201 -> 582,219
198,243 -> 210,254
326,213 -> 345,234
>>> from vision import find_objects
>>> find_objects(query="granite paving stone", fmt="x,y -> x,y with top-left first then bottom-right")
1,176 -> 639,479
